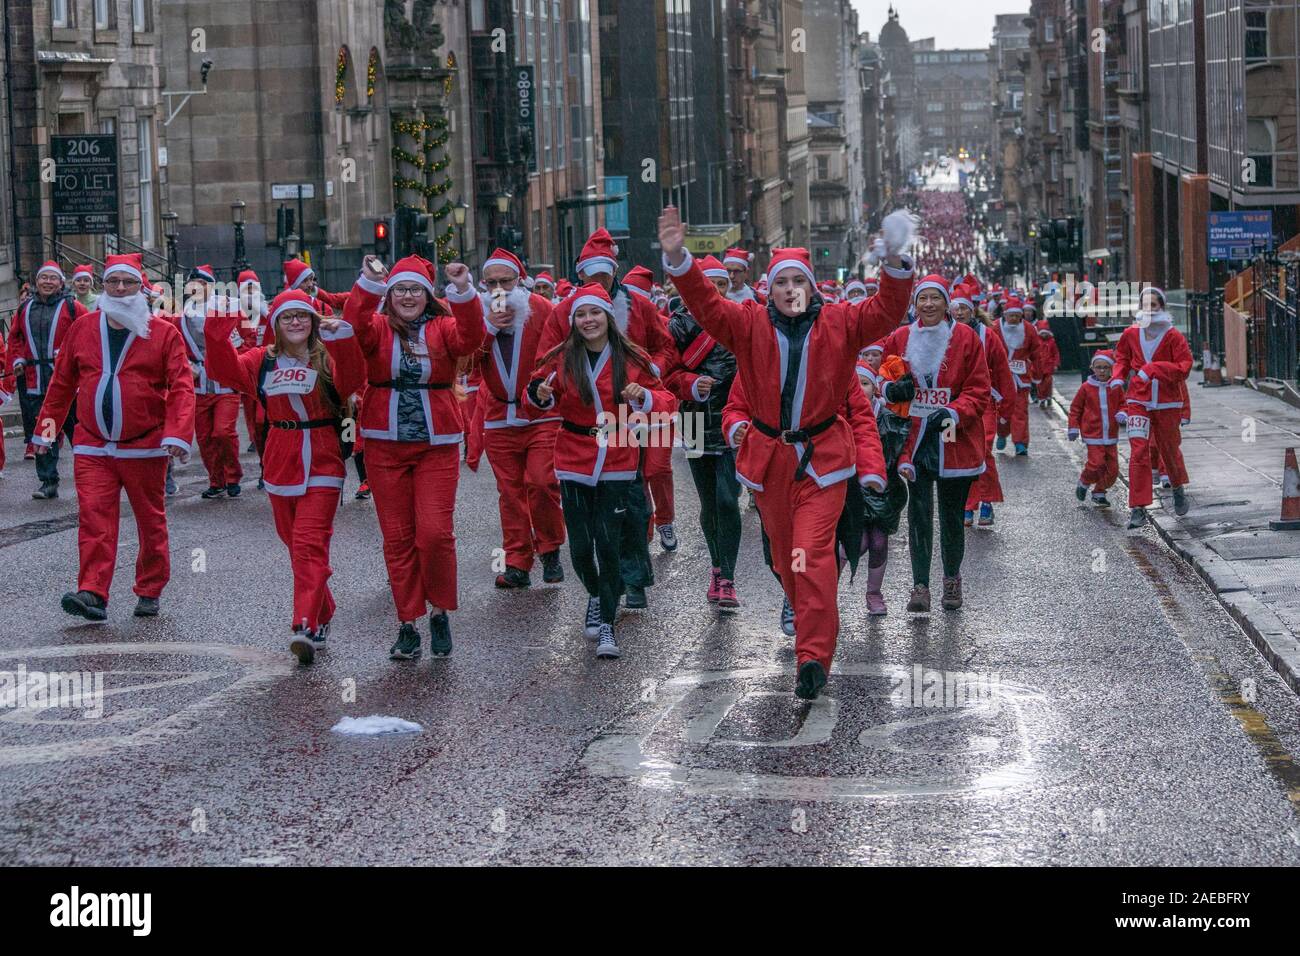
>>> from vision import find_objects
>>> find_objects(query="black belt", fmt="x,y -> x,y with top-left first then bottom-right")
270,419 -> 337,431
368,380 -> 451,390
562,419 -> 600,437
751,415 -> 837,482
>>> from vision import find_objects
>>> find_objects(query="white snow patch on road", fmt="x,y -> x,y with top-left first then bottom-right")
331,715 -> 423,736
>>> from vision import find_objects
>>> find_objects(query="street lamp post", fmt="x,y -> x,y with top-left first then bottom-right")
496,192 -> 513,253
162,212 -> 179,285
453,201 -> 469,265
230,200 -> 247,277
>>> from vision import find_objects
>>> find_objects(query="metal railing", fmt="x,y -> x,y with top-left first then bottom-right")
1248,252 -> 1299,383
1186,290 -> 1225,371
103,234 -> 171,278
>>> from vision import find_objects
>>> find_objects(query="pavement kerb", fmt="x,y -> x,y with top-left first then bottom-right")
1049,385 -> 1300,696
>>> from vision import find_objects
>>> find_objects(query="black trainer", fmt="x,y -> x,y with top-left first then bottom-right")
623,584 -> 647,609
289,630 -> 315,665
541,550 -> 564,583
225,482 -> 242,498
1075,482 -> 1088,502
584,596 -> 602,639
429,612 -> 453,657
313,622 -> 330,647
1127,507 -> 1147,529
1172,485 -> 1189,516
794,661 -> 827,701
389,622 -> 422,661
32,482 -> 58,500
495,566 -> 531,588
61,590 -> 107,621
133,596 -> 159,617
200,485 -> 225,499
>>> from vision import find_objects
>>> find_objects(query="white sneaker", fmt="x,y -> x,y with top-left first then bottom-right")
584,596 -> 602,639
657,523 -> 678,552
595,623 -> 620,659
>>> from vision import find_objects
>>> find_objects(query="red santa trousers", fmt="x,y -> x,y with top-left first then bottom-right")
755,464 -> 847,672
464,390 -> 485,471
996,388 -> 1032,446
966,403 -> 1004,508
643,439 -> 675,527
365,439 -> 460,618
483,423 -> 566,571
1035,375 -> 1054,401
1126,407 -> 1189,508
241,393 -> 265,456
269,487 -> 339,632
1080,444 -> 1119,492
194,393 -> 244,487
73,454 -> 170,601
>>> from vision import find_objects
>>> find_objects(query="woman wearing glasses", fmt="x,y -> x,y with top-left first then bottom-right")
203,289 -> 365,664
344,255 -> 485,663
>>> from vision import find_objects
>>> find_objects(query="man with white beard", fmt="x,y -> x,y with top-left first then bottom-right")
880,275 -> 990,613
34,253 -> 195,621
478,248 -> 566,588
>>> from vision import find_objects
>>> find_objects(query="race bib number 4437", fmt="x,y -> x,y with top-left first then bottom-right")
265,366 -> 318,396
1126,414 -> 1151,440
910,387 -> 951,417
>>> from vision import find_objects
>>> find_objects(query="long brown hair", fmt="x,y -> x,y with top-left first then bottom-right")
539,310 -> 653,406
386,289 -> 450,354
268,312 -> 339,413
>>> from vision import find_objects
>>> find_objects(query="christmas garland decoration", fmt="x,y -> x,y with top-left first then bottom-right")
335,47 -> 349,104
388,48 -> 460,258
367,48 -> 379,99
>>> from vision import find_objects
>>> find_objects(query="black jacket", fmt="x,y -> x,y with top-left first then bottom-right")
668,302 -> 737,455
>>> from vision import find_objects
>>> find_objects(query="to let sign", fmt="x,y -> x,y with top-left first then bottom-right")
1208,211 -> 1272,260
52,135 -> 119,235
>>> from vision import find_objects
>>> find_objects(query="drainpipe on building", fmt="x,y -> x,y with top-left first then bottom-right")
3,0 -> 23,285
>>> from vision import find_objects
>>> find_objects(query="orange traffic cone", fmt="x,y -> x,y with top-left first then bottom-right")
1269,447 -> 1300,531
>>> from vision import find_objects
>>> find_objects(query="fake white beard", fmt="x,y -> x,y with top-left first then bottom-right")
1137,309 -> 1172,333
98,292 -> 153,338
905,318 -> 953,384
1000,319 -> 1026,351
481,284 -> 532,330
610,288 -> 630,334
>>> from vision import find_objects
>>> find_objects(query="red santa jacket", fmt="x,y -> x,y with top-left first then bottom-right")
995,318 -> 1043,391
976,323 -> 1015,419
723,373 -> 887,491
667,249 -> 912,490
535,282 -> 675,379
525,345 -> 676,485
1034,319 -> 1061,377
7,295 -> 88,392
170,301 -> 239,395
1113,323 -> 1192,411
313,288 -> 350,315
1068,376 -> 1126,444
881,319 -> 991,478
478,291 -> 560,429
204,312 -> 366,496
237,304 -> 276,353
343,276 -> 486,444
34,311 -> 195,459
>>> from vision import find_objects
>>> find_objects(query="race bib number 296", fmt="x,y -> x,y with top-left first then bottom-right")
264,366 -> 318,396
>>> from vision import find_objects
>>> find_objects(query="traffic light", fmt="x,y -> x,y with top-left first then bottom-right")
276,206 -> 296,243
374,219 -> 390,258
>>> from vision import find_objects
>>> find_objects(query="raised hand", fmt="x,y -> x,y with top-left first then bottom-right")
362,256 -> 389,283
658,206 -> 686,266
444,261 -> 471,290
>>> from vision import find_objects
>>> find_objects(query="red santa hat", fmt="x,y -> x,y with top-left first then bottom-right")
623,265 -> 655,299
283,259 -> 315,290
722,248 -> 751,270
1003,296 -> 1024,315
863,276 -> 879,292
699,256 -> 729,281
844,279 -> 868,297
385,255 -> 438,297
1092,349 -> 1116,366
912,273 -> 950,305
533,271 -> 556,288
568,281 -> 616,318
766,248 -> 815,286
73,263 -> 94,278
103,253 -> 144,284
36,260 -> 66,280
483,247 -> 525,277
268,289 -> 323,325
575,228 -> 619,277
555,278 -> 575,298
862,342 -> 885,355
237,269 -> 260,289
948,283 -> 975,312
1036,319 -> 1054,336
141,280 -> 163,302
190,264 -> 217,284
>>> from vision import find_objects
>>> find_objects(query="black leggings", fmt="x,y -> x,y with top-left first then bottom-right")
686,451 -> 742,579
907,475 -> 974,587
561,479 -> 632,624
353,450 -> 367,482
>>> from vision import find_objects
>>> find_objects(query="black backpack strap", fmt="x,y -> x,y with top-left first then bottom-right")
255,351 -> 277,411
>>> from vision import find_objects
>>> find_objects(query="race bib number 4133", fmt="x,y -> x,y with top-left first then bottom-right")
265,366 -> 318,396
1126,414 -> 1151,440
910,387 -> 951,417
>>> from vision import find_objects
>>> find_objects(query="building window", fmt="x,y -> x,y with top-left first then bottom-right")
52,0 -> 72,27
138,120 -> 156,247
1044,17 -> 1054,42
133,0 -> 150,32
1246,118 -> 1275,188
1048,104 -> 1057,133
101,116 -> 116,135
816,155 -> 829,180
1051,151 -> 1060,182
816,199 -> 830,222
95,0 -> 113,29
1244,8 -> 1268,65
927,102 -> 944,112
472,0 -> 486,31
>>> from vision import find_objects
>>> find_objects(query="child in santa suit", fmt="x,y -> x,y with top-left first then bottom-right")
951,281 -> 1013,527
284,259 -> 349,314
994,296 -> 1042,456
1067,350 -> 1125,506
474,247 -> 567,588
1115,286 -> 1193,528
204,290 -> 366,663
660,205 -> 915,700
526,283 -> 676,660
1034,316 -> 1060,408
35,254 -> 195,621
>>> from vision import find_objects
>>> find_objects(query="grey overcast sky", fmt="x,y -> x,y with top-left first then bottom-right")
852,0 -> 1024,51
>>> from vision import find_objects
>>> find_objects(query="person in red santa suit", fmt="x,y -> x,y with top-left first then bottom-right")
173,269 -> 245,499
34,254 -> 195,620
843,279 -> 869,303
284,258 -> 349,314
993,296 -> 1041,456
536,228 -> 676,606
659,204 -> 915,700
1115,286 -> 1193,528
881,275 -> 991,613
526,283 -> 676,659
0,326 -> 12,478
532,272 -> 557,303
1067,349 -> 1125,507
344,254 -> 484,661
70,263 -> 99,311
204,289 -> 366,663
7,260 -> 89,498
722,248 -> 766,304
476,247 -> 567,588
235,270 -> 274,460
1033,312 -> 1060,409
951,280 -> 1013,527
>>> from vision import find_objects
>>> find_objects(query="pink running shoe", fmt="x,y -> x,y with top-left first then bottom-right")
707,567 -> 722,603
717,578 -> 739,610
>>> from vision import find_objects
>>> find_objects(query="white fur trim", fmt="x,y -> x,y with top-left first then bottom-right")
103,262 -> 142,283
723,254 -> 749,268
288,268 -> 314,289
770,260 -> 815,286
913,279 -> 949,303
270,299 -> 319,324
570,293 -> 615,317
626,284 -> 653,300
356,273 -> 386,296
860,473 -> 887,492
726,419 -> 749,448
445,280 -> 480,303
662,249 -> 694,277
576,256 -> 616,276
387,270 -> 437,297
319,320 -> 355,342
483,256 -> 521,275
